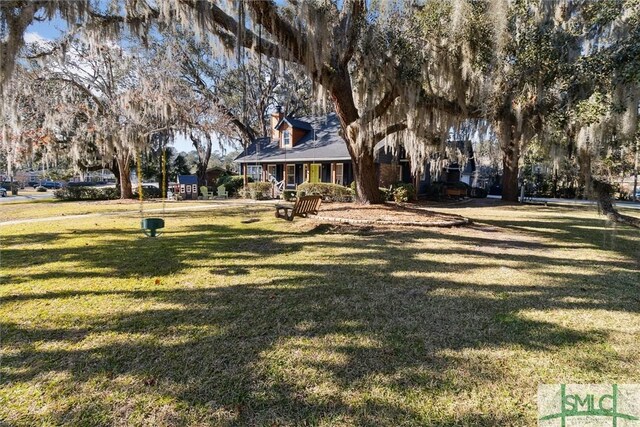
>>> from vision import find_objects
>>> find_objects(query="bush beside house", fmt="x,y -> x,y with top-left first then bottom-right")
392,184 -> 416,203
297,182 -> 352,202
241,182 -> 272,200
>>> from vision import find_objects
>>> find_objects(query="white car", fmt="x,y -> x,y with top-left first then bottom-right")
0,187 -> 7,197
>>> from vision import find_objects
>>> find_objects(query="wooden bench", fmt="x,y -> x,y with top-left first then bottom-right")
275,195 -> 322,221
445,187 -> 467,198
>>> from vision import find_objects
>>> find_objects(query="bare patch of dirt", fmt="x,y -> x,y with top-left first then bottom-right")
315,202 -> 470,227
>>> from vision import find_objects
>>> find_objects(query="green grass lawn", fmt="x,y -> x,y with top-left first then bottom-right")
0,199 -> 215,222
1,202 -> 639,426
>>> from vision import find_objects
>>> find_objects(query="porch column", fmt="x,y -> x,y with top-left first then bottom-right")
331,163 -> 336,184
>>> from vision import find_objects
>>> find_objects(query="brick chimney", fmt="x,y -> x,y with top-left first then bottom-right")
270,105 -> 284,141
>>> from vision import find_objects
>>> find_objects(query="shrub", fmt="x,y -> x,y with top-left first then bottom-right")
448,181 -> 470,190
297,182 -> 352,202
54,186 -> 119,201
67,181 -> 97,187
282,190 -> 297,201
470,187 -> 488,198
425,181 -> 446,200
350,180 -> 357,195
240,182 -> 273,200
393,183 -> 416,202
133,186 -> 162,199
379,187 -> 393,202
36,186 -> 47,192
217,175 -> 250,196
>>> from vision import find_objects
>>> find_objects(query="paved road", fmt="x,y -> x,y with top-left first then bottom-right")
0,192 -> 55,203
487,195 -> 640,210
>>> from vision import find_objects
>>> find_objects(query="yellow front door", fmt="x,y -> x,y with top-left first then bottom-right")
310,164 -> 321,183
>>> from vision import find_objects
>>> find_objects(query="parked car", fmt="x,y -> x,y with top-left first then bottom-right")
39,181 -> 63,189
0,187 -> 7,197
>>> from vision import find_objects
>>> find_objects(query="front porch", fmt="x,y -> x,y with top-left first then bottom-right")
241,161 -> 354,189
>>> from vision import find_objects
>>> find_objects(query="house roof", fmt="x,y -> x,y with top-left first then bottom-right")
177,175 -> 198,184
274,117 -> 314,131
235,113 -> 351,163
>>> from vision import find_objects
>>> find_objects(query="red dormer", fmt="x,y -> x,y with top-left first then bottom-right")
271,108 -> 314,149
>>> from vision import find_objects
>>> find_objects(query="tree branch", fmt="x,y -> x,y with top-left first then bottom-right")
177,0 -> 295,63
363,86 -> 400,122
247,1 -> 307,64
339,0 -> 365,68
372,122 -> 408,144
40,76 -> 106,113
179,56 -> 257,142
417,88 -> 481,119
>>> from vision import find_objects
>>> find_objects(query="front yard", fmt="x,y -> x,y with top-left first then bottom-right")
1,201 -> 638,426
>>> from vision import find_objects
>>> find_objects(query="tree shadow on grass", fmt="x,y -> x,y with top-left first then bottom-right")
1,207 -> 639,425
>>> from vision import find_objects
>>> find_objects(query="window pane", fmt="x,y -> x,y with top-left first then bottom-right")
282,131 -> 291,147
287,165 -> 295,185
248,165 -> 262,181
335,163 -> 344,185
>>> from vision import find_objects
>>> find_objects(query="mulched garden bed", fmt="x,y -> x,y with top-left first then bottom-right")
315,202 -> 470,227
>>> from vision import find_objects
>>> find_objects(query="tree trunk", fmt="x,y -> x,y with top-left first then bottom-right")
501,141 -> 520,202
496,118 -> 520,202
162,149 -> 170,200
190,133 -> 212,186
116,152 -> 133,199
328,71 -> 382,204
352,148 -> 381,204
577,148 -> 592,199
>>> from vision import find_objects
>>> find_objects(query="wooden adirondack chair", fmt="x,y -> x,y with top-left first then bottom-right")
275,195 -> 322,221
200,186 -> 212,200
217,185 -> 228,199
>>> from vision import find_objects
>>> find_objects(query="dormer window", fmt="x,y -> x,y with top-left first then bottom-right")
282,130 -> 291,147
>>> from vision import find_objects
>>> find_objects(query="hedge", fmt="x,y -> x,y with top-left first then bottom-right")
297,182 -> 352,202
240,182 -> 273,200
54,186 -> 120,201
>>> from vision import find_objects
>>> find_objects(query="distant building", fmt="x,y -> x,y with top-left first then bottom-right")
174,175 -> 199,200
